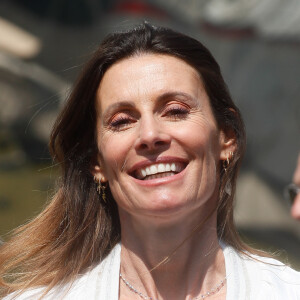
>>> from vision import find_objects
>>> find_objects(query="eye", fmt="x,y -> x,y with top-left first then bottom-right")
163,103 -> 190,120
108,113 -> 136,131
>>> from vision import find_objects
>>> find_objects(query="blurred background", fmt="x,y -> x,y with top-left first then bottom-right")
0,0 -> 299,267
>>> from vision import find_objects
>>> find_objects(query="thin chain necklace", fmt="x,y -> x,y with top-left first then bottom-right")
120,273 -> 227,300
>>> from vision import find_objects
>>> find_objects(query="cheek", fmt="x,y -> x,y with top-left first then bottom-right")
99,133 -> 133,177
291,196 -> 300,217
172,124 -> 219,158
175,124 -> 220,184
171,113 -> 219,148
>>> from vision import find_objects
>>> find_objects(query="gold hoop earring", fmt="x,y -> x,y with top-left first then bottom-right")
94,176 -> 107,203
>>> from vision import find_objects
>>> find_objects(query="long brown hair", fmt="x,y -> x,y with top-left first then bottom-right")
1,22 -> 253,298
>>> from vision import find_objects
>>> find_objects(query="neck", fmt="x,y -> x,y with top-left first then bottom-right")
119,208 -> 226,300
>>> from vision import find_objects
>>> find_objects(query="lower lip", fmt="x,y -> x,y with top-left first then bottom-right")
131,166 -> 187,187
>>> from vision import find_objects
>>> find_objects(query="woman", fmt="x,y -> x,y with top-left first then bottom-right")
0,23 -> 299,300
289,153 -> 300,220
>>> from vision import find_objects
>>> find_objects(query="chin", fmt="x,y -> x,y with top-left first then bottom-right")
138,196 -> 197,219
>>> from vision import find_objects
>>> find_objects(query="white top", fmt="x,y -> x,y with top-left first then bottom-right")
5,243 -> 300,299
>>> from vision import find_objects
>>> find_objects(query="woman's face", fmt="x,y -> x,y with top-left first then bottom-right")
93,54 -> 233,221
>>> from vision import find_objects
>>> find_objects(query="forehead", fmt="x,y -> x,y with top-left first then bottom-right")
96,53 -> 206,110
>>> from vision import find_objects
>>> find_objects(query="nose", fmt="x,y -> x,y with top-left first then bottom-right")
134,115 -> 171,152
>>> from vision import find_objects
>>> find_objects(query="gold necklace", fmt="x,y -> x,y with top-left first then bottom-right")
120,273 -> 227,300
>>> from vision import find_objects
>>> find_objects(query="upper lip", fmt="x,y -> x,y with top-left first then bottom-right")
128,156 -> 189,179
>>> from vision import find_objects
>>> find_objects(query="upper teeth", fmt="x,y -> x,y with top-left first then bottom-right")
136,162 -> 184,179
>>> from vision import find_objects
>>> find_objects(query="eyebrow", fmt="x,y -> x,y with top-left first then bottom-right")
156,91 -> 198,104
102,91 -> 198,119
102,101 -> 137,120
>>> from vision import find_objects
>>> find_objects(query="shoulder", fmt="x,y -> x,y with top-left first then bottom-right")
4,243 -> 121,300
240,251 -> 300,281
245,254 -> 300,298
3,288 -> 44,300
222,243 -> 300,299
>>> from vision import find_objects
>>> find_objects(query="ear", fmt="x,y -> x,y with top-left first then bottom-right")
219,126 -> 237,161
90,154 -> 108,183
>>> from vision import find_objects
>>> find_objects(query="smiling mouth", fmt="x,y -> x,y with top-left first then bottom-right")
132,162 -> 187,180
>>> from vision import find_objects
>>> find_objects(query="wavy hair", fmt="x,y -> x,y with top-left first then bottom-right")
0,22 -> 253,298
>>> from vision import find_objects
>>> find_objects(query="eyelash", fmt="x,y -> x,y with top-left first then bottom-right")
109,115 -> 134,130
163,105 -> 189,119
108,104 -> 190,131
